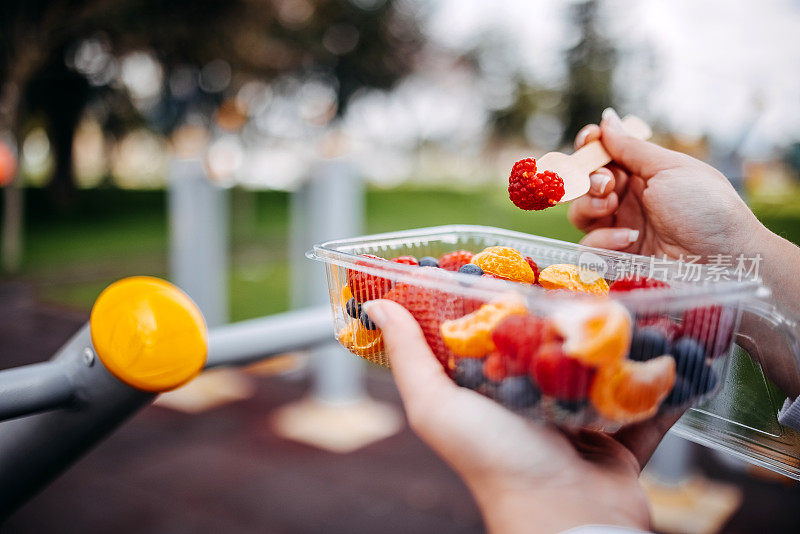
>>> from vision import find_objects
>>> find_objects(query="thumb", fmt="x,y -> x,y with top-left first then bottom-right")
600,108 -> 686,179
362,300 -> 456,409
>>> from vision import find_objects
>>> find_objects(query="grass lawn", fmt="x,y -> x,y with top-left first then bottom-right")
5,186 -> 799,322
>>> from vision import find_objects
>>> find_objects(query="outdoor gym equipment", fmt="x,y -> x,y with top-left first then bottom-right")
0,276 -> 333,517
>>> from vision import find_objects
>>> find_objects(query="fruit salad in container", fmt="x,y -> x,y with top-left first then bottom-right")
308,225 -> 771,431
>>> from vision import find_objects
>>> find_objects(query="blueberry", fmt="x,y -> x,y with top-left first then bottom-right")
458,263 -> 484,276
555,398 -> 588,413
687,364 -> 718,397
670,337 -> 706,378
496,377 -> 541,410
663,377 -> 692,407
360,308 -> 378,330
629,327 -> 670,361
418,256 -> 439,268
453,359 -> 486,389
345,297 -> 361,319
662,364 -> 718,408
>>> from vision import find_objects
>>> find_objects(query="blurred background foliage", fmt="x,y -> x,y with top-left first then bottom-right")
1,0 -> 799,319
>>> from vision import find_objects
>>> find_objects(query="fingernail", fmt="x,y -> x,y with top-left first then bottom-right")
614,229 -> 639,246
590,173 -> 611,193
361,301 -> 386,327
602,107 -> 623,129
575,129 -> 590,147
591,197 -> 607,210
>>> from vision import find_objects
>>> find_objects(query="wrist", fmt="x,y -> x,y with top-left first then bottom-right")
471,479 -> 650,534
739,220 -> 800,314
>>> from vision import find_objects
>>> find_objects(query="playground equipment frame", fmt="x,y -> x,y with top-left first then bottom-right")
0,305 -> 333,517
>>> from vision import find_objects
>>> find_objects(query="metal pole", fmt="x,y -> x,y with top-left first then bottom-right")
205,306 -> 333,369
0,325 -> 153,517
0,361 -> 74,421
168,158 -> 229,327
293,159 -> 366,404
289,176 -> 310,310
646,431 -> 694,483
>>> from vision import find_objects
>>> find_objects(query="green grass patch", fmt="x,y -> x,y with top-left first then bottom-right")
6,186 -> 799,321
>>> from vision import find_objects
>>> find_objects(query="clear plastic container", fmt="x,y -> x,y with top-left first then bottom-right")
308,225 -> 800,476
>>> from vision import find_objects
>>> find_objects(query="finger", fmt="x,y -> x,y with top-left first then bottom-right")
568,192 -> 619,231
580,227 -> 640,250
574,124 -> 601,150
362,300 -> 456,408
612,412 -> 681,470
588,168 -> 615,196
600,108 -> 687,179
605,163 -> 629,196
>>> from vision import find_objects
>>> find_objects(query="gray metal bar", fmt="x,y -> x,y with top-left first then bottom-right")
300,160 -> 367,404
645,431 -> 694,484
205,306 -> 334,369
0,325 -> 153,517
0,361 -> 75,421
168,158 -> 230,327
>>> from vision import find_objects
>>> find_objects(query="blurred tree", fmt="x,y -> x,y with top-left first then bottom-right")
786,142 -> 800,177
0,0 -> 420,271
490,79 -> 559,142
561,0 -> 616,144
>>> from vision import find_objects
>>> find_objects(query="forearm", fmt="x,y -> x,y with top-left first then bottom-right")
737,222 -> 800,397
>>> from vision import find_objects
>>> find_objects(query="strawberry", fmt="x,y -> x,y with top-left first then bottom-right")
347,254 -> 393,302
384,273 -> 469,366
439,250 -> 475,272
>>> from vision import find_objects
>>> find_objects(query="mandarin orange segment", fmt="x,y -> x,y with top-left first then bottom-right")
340,285 -> 354,307
471,246 -> 536,284
440,296 -> 527,357
589,355 -> 676,423
538,264 -> 609,295
551,300 -> 631,367
337,320 -> 384,358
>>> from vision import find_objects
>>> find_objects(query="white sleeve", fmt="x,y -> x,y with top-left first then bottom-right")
778,396 -> 800,431
561,526 -> 651,534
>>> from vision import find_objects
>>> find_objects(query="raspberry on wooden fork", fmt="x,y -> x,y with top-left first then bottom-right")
508,158 -> 565,211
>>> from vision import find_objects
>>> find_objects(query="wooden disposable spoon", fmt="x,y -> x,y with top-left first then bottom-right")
536,115 -> 652,203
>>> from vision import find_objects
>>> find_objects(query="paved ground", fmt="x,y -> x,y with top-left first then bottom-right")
1,282 -> 800,533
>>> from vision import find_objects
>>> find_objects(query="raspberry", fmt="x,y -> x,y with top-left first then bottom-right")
508,158 -> 565,211
384,272 -> 471,366
531,342 -> 595,400
439,250 -> 474,272
525,256 -> 539,284
347,254 -> 393,302
681,306 -> 735,359
609,274 -> 669,292
637,316 -> 682,343
391,255 -> 419,266
491,314 -> 558,374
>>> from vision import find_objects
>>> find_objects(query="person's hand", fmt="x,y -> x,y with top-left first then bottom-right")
364,299 -> 677,534
570,108 -> 800,398
568,108 -> 768,260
